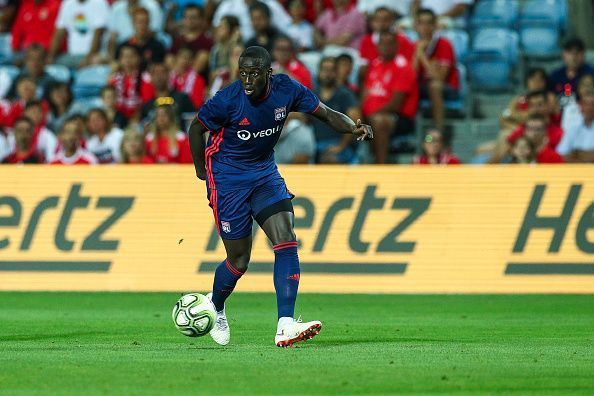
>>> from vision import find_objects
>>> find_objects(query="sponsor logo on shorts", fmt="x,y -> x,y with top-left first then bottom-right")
274,107 -> 287,121
221,221 -> 231,233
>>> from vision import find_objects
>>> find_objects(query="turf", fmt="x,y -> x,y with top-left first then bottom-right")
0,293 -> 593,395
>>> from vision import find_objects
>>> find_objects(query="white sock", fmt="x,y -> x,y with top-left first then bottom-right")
277,316 -> 293,332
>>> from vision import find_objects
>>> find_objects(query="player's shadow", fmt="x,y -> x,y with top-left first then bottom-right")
1,330 -> 109,342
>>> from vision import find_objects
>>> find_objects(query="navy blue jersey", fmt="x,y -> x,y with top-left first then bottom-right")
198,74 -> 320,191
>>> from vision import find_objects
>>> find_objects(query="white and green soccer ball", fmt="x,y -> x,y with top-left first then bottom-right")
172,293 -> 217,337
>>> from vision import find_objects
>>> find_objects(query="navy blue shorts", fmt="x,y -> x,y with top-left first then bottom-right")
207,180 -> 294,240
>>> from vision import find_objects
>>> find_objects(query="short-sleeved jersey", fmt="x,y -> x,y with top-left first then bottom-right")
197,74 -> 320,191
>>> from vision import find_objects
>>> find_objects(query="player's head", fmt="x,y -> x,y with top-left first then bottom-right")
414,8 -> 437,39
378,31 -> 397,61
238,46 -> 272,99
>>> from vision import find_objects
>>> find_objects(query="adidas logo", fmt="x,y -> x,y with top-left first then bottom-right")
239,117 -> 250,126
287,273 -> 300,281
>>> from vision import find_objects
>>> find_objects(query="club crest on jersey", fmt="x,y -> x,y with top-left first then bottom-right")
221,221 -> 231,233
274,107 -> 287,121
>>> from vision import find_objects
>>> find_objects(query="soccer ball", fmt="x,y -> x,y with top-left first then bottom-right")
172,293 -> 217,337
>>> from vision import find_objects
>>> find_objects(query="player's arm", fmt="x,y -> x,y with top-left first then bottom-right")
311,102 -> 373,141
188,117 -> 208,180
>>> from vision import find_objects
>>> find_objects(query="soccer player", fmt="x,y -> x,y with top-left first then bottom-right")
188,46 -> 373,347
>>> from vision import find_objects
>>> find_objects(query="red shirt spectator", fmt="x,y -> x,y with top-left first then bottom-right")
168,69 -> 206,109
11,0 -> 61,52
360,32 -> 414,64
508,123 -> 563,150
144,131 -> 192,163
536,146 -> 564,163
282,60 -> 313,89
415,37 -> 459,90
109,71 -> 153,119
51,148 -> 98,164
362,55 -> 418,119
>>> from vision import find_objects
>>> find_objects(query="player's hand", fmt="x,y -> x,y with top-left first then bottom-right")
352,119 -> 373,141
197,168 -> 207,181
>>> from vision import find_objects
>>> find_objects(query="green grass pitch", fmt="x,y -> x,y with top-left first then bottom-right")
1,293 -> 593,395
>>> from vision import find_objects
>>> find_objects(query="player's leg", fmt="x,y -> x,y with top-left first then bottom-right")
254,195 -> 322,347
207,187 -> 253,345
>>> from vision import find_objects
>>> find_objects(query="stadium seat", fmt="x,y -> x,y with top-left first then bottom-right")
440,29 -> 469,62
72,65 -> 111,99
45,65 -> 71,83
466,50 -> 512,91
70,96 -> 103,114
0,33 -> 12,64
471,28 -> 519,66
469,0 -> 519,31
519,0 -> 563,57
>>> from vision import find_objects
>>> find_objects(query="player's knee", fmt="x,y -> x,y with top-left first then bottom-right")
274,229 -> 296,246
228,252 -> 251,272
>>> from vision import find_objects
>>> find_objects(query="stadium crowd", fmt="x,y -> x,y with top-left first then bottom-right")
0,0 -> 592,165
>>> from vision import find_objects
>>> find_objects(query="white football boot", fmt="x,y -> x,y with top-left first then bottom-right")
206,293 -> 230,346
275,316 -> 322,348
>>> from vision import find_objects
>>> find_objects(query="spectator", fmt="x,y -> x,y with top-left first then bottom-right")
413,129 -> 460,164
6,100 -> 57,162
109,43 -> 153,123
0,0 -> 17,33
314,0 -> 366,50
507,90 -> 563,150
362,31 -> 418,164
275,114 -> 316,164
48,0 -> 110,69
142,62 -> 194,126
51,118 -> 98,164
86,108 -> 125,163
550,38 -> 594,108
501,68 -> 560,131
562,74 -> 594,134
169,5 -> 213,78
209,42 -> 245,96
115,7 -> 166,67
7,45 -> 55,100
336,53 -> 358,94
100,86 -> 128,128
45,82 -> 74,133
309,56 -> 360,164
144,104 -> 192,163
357,0 -> 409,17
169,47 -> 207,108
208,15 -> 241,85
212,0 -> 291,42
412,8 -> 459,132
271,35 -> 312,89
120,130 -> 154,163
11,0 -> 61,52
359,7 -> 414,71
107,0 -> 163,51
285,0 -> 314,51
493,114 -> 563,164
509,136 -> 536,164
244,2 -> 280,53
557,89 -> 594,163
2,116 -> 44,164
0,76 -> 45,127
410,0 -> 471,28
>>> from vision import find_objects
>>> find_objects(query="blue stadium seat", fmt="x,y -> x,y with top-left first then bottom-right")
72,65 -> 111,99
472,28 -> 519,66
0,64 -> 19,81
0,33 -> 13,64
440,29 -> 469,62
469,0 -> 519,31
519,0 -> 564,57
71,96 -> 103,114
466,50 -> 512,91
45,65 -> 71,83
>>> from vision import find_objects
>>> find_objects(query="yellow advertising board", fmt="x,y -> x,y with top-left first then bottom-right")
0,165 -> 593,293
